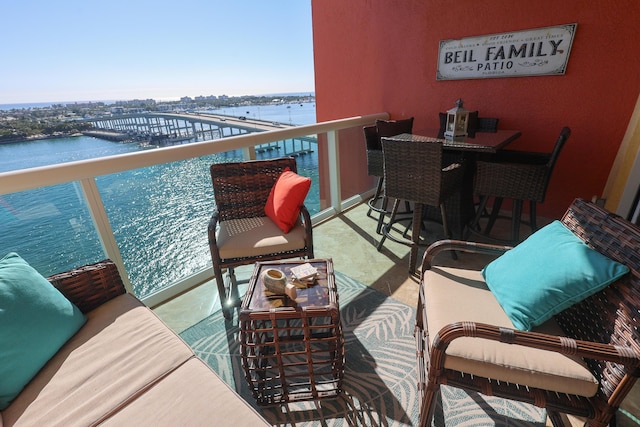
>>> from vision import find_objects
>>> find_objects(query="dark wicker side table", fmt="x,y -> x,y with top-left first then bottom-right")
239,259 -> 344,405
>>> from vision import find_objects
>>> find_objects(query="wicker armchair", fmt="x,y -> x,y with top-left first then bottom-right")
376,134 -> 465,274
416,198 -> 640,427
470,126 -> 571,243
364,118 -> 414,233
208,158 -> 314,319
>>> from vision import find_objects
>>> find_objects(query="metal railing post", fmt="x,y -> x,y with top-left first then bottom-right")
327,130 -> 341,212
79,177 -> 133,293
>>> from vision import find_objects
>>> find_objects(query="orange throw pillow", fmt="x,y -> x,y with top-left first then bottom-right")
264,168 -> 311,233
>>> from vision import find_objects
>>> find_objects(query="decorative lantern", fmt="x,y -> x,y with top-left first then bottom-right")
444,99 -> 469,138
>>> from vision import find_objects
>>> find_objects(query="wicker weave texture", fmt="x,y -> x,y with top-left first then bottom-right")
474,161 -> 548,201
210,158 -> 298,222
381,137 -> 463,206
473,127 -> 570,202
364,125 -> 384,177
416,198 -> 640,427
557,199 -> 640,399
47,259 -> 125,314
239,260 -> 344,405
207,157 -> 314,319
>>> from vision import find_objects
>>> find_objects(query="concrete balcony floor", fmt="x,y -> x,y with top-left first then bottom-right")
153,201 -> 639,427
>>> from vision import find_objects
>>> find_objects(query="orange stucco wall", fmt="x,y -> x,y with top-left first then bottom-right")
311,0 -> 640,218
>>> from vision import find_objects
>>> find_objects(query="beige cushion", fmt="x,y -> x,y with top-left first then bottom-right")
217,216 -> 307,259
423,266 -> 599,397
1,294 -> 194,427
98,358 -> 269,426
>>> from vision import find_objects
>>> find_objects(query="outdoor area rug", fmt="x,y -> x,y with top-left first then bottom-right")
180,271 -> 547,427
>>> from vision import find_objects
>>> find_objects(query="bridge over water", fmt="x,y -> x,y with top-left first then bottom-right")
82,111 -> 317,156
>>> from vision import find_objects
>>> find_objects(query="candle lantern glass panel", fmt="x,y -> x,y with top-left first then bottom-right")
444,99 -> 469,138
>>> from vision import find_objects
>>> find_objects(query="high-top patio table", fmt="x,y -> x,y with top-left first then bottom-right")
384,129 -> 521,243
239,259 -> 344,406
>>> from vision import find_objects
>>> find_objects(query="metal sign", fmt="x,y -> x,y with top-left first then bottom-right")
437,23 -> 577,81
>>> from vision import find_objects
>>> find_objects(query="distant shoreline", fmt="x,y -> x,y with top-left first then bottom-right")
0,92 -> 315,112
0,132 -> 83,145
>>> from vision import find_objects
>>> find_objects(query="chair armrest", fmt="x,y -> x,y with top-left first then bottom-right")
47,259 -> 126,314
299,204 -> 312,230
430,321 -> 640,376
299,204 -> 314,256
207,209 -> 221,245
420,240 -> 512,273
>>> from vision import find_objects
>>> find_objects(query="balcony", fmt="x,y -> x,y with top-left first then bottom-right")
1,115 -> 638,426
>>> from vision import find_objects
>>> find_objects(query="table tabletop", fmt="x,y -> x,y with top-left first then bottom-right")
242,259 -> 337,314
388,129 -> 521,153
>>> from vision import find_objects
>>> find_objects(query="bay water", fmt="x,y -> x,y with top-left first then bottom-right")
0,102 -> 318,298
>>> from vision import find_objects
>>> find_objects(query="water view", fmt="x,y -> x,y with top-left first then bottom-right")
0,102 -> 318,298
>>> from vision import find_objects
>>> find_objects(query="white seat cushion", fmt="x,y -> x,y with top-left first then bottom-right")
217,216 -> 307,259
2,294 -> 194,426
423,266 -> 599,397
98,358 -> 269,426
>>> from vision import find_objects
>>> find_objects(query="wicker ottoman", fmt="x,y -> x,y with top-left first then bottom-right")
239,259 -> 344,405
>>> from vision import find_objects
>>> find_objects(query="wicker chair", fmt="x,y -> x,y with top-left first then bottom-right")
376,134 -> 465,274
416,198 -> 640,427
469,126 -> 571,243
207,158 -> 314,319
364,118 -> 414,233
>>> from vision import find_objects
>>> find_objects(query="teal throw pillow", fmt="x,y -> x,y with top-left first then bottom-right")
0,253 -> 87,410
482,221 -> 629,331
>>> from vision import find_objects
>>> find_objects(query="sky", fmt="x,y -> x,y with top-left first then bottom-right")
0,0 -> 314,104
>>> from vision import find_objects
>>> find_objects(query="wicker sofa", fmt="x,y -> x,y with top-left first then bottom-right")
0,260 -> 268,426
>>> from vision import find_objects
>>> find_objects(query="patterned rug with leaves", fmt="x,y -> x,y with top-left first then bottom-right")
180,271 -> 547,426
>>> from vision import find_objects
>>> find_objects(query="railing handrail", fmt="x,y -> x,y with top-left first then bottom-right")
0,112 -> 389,307
0,113 -> 389,195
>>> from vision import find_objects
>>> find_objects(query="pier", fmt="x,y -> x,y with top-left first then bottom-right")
82,112 -> 317,156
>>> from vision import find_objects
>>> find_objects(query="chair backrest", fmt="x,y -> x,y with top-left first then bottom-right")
363,125 -> 380,151
557,198 -> 640,402
363,118 -> 415,152
476,117 -> 499,132
364,125 -> 384,177
209,157 -> 297,221
541,126 -> 571,194
381,136 -> 445,206
364,118 -> 414,177
375,117 -> 414,141
546,126 -> 571,170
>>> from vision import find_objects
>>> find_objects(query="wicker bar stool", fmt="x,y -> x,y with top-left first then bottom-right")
364,118 -> 414,234
376,134 -> 465,274
469,126 -> 571,243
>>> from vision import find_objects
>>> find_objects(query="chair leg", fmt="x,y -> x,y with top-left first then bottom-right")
213,265 -> 232,320
366,176 -> 385,217
511,200 -> 523,242
529,201 -> 538,232
409,203 -> 424,273
418,382 -> 441,427
547,410 -> 567,427
376,196 -> 390,234
377,199 -> 401,251
485,197 -> 503,235
440,203 -> 457,261
467,195 -> 490,239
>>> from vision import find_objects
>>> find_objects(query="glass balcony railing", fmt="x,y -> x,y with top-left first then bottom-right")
0,113 -> 388,307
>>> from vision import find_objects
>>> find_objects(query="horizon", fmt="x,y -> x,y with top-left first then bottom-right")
0,91 -> 316,109
0,1 -> 314,104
